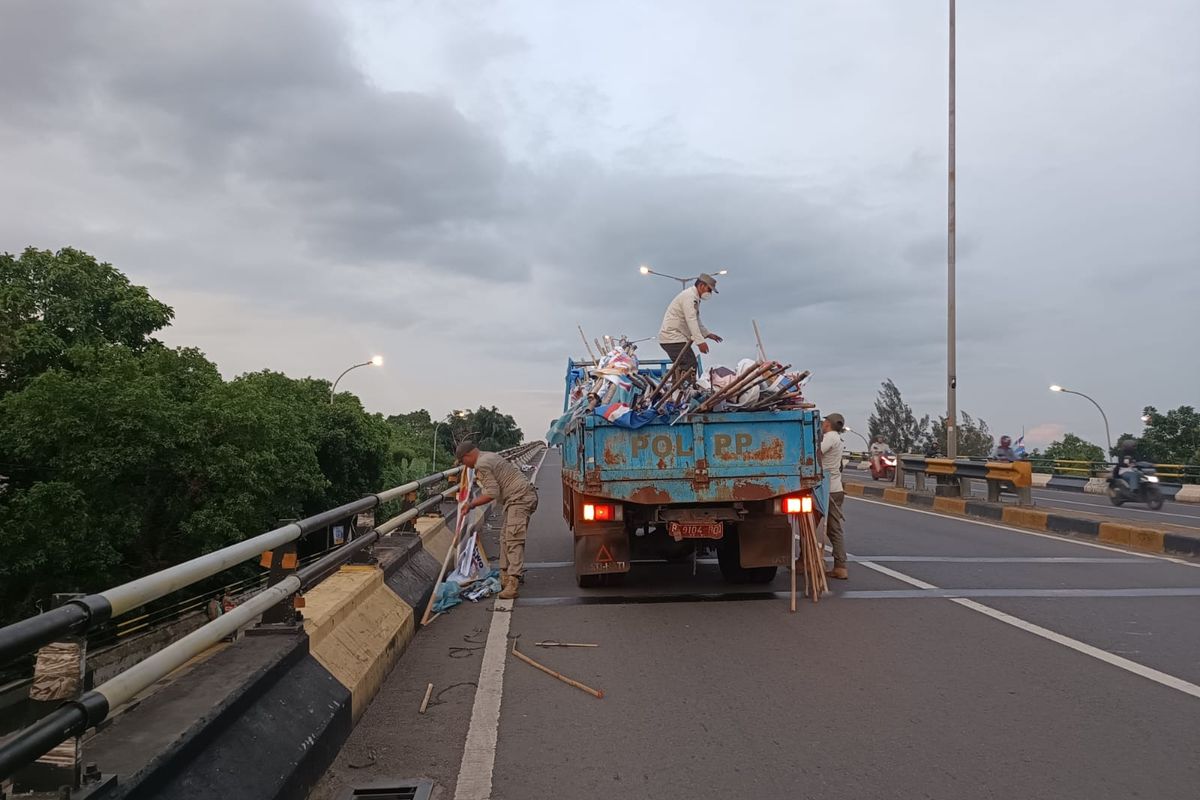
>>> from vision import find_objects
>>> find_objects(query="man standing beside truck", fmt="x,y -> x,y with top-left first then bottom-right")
821,413 -> 849,580
657,273 -> 723,372
457,442 -> 538,600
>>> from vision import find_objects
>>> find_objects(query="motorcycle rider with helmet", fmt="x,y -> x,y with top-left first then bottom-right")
1114,439 -> 1140,491
993,435 -> 1017,461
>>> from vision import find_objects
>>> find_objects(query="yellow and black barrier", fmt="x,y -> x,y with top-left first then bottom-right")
897,455 -> 1033,505
845,481 -> 1199,558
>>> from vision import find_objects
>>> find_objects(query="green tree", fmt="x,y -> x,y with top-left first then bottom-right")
867,379 -> 931,453
933,411 -> 994,458
0,246 -> 531,622
1115,406 -> 1200,465
448,406 -> 523,452
0,247 -> 173,396
1043,433 -> 1105,464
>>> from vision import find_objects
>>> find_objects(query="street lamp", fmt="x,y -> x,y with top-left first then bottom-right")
844,428 -> 871,453
431,411 -> 468,471
329,356 -> 383,404
1049,385 -> 1112,457
639,265 -> 728,289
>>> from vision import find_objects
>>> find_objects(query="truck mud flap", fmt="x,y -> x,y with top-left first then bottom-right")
737,515 -> 791,568
573,526 -> 631,576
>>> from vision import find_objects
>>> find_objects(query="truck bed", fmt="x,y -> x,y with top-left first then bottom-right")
562,409 -> 821,505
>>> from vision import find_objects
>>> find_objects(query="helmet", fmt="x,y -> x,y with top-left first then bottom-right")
1000,435 -> 1012,447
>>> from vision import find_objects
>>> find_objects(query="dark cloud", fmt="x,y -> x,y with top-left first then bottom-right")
1,0 -> 1196,445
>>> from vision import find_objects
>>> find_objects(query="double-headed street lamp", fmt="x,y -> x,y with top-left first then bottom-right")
639,265 -> 728,289
1049,384 -> 1112,457
330,355 -> 383,404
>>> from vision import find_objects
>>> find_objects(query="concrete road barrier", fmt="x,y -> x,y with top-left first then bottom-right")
81,510 -> 468,800
845,482 -> 1199,558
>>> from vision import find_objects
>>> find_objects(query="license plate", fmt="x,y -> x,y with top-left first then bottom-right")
668,521 -> 724,541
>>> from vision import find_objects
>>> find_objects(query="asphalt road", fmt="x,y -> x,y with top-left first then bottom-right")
314,449 -> 1200,800
845,470 -> 1200,529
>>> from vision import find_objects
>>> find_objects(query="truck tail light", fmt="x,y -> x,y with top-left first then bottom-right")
583,503 -> 615,521
782,495 -> 813,515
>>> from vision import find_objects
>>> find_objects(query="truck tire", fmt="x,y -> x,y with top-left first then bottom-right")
716,526 -> 778,584
577,573 -> 625,588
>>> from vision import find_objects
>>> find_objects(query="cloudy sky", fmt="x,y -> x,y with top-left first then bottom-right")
2,0 -> 1197,449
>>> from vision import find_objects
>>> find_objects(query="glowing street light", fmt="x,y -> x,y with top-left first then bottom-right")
330,356 -> 384,403
1049,384 -> 1112,457
638,265 -> 728,289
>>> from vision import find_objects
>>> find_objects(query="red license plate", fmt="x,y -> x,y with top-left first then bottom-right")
668,521 -> 724,541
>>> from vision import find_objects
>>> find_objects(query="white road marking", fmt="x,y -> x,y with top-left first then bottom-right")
453,447 -> 549,800
853,555 -> 1200,701
851,556 -> 1149,564
848,495 -> 1200,569
452,596 -> 513,800
1036,495 -> 1200,524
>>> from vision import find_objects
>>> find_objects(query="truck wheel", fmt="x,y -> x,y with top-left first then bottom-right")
717,526 -> 778,584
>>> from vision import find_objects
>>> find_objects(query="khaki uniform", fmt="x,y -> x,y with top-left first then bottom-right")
820,430 -> 847,567
657,286 -> 710,370
474,452 -> 538,579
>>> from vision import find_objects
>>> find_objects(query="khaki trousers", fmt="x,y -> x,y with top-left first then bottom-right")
499,491 -> 538,579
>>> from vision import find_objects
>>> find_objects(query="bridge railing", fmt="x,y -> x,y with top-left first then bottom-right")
0,441 -> 546,784
896,455 -> 1033,505
1026,457 -> 1200,483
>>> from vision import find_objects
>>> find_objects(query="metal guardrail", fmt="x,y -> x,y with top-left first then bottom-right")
897,454 -> 1033,504
0,441 -> 546,783
1027,457 -> 1200,483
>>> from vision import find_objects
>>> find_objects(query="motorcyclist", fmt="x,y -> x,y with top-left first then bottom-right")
869,435 -> 890,467
993,435 -> 1016,461
1113,439 -> 1140,491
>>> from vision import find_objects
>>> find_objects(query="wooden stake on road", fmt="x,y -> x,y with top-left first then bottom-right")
419,682 -> 434,714
512,644 -> 604,699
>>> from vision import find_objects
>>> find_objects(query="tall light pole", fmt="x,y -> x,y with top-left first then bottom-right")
330,355 -> 383,404
946,0 -> 958,459
1050,385 -> 1112,458
639,265 -> 728,289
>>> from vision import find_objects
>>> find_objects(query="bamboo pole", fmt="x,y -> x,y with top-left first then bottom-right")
419,682 -> 434,714
420,471 -> 472,626
511,644 -> 604,699
789,516 -> 798,613
578,325 -> 597,361
697,361 -> 785,413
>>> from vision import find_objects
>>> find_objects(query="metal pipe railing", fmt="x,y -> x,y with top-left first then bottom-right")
0,447 -> 547,663
0,441 -> 546,781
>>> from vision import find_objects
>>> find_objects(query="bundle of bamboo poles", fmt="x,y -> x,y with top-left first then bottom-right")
792,512 -> 828,610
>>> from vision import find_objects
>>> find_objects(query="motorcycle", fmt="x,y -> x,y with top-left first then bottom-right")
1107,462 -> 1165,510
870,451 -> 897,482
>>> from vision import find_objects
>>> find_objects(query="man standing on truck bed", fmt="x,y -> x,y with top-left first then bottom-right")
658,273 -> 723,371
821,413 -> 849,580
456,442 -> 538,600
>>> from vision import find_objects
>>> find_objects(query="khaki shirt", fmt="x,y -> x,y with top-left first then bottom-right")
657,286 -> 710,345
820,431 -> 845,493
474,452 -> 535,506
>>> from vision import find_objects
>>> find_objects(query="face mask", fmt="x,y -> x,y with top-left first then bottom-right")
700,292 -> 710,302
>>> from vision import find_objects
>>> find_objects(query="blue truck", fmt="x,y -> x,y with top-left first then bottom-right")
560,358 -> 823,587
